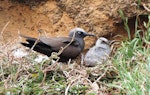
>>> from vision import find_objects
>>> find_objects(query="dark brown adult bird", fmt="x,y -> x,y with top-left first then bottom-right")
20,28 -> 95,62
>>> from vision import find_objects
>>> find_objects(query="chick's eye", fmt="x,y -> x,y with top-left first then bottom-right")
102,41 -> 108,44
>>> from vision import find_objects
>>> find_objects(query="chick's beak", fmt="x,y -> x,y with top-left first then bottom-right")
109,40 -> 116,45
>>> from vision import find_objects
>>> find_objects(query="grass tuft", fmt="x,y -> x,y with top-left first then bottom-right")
111,15 -> 150,95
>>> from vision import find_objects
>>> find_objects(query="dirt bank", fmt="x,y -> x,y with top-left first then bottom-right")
0,0 -> 149,49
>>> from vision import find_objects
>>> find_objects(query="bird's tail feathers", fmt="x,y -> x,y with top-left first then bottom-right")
21,42 -> 33,48
19,34 -> 38,44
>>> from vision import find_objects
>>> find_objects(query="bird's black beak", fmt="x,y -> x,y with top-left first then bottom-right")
85,33 -> 96,37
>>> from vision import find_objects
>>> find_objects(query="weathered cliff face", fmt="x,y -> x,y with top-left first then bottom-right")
0,0 -> 149,48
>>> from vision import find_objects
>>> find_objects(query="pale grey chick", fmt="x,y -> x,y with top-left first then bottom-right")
84,37 -> 111,67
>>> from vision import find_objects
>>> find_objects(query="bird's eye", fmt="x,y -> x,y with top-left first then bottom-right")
102,40 -> 109,44
77,31 -> 83,35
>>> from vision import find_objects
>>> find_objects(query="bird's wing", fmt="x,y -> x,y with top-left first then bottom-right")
86,46 -> 107,57
95,47 -> 105,51
39,36 -> 79,50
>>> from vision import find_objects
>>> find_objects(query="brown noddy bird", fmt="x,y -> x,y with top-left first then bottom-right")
20,28 -> 95,62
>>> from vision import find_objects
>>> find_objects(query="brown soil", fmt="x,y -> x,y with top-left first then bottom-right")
0,0 -> 149,49
0,0 -> 149,94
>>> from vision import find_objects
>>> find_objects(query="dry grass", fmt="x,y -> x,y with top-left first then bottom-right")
0,35 -> 118,95
0,14 -> 150,95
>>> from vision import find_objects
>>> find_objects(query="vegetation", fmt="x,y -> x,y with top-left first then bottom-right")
111,15 -> 150,95
0,9 -> 150,95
